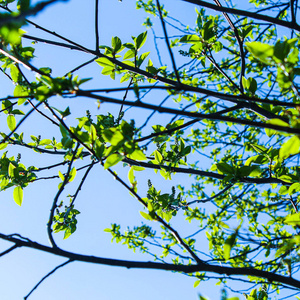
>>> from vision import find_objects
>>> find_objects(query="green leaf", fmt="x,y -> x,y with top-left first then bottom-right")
104,153 -> 123,169
278,175 -> 293,183
128,149 -> 147,161
128,167 -> 135,184
201,20 -> 214,41
10,64 -> 21,83
14,85 -> 28,99
135,31 -> 147,50
279,136 -> 300,160
180,34 -> 201,44
95,141 -> 105,159
265,118 -> 290,137
216,163 -> 234,175
274,40 -> 291,62
90,124 -> 97,141
248,77 -> 257,94
246,42 -> 274,64
53,106 -> 71,118
7,115 -> 16,131
250,144 -> 268,154
64,228 -> 72,239
132,166 -> 145,171
17,0 -> 30,11
103,67 -> 115,77
288,182 -> 300,195
111,36 -> 122,52
124,49 -> 135,60
278,185 -> 289,195
0,143 -> 7,150
140,210 -> 153,220
13,186 -> 23,206
242,76 -> 249,90
96,57 -> 115,68
8,162 -> 16,178
69,167 -> 77,182
285,212 -> 300,226
59,124 -> 70,138
224,232 -> 237,260
154,150 -> 163,164
122,60 -> 135,67
39,139 -> 52,146
11,109 -> 24,115
58,170 -> 64,181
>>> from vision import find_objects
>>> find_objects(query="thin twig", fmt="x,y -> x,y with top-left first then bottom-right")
156,0 -> 181,83
117,78 -> 133,124
213,0 -> 245,91
186,184 -> 233,205
47,144 -> 79,248
24,259 -> 73,299
27,99 -> 60,127
70,162 -> 95,207
95,0 -> 100,54
0,244 -> 19,257
65,57 -> 97,76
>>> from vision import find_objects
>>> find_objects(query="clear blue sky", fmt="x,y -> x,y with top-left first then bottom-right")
0,1 -> 240,299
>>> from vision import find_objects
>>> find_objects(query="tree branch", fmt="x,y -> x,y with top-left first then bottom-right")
156,0 -> 181,83
213,0 -> 246,91
95,0 -> 100,54
75,91 -> 300,135
181,0 -> 300,31
0,233 -> 299,290
47,144 -> 79,248
24,259 -> 73,299
122,158 -> 289,185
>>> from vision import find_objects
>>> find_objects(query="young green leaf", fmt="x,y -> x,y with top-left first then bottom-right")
285,212 -> 300,226
104,153 -> 123,169
224,232 -> 237,261
128,167 -> 135,184
69,167 -> 77,183
13,186 -> 23,206
265,118 -> 289,137
246,42 -> 274,64
216,163 -> 234,175
8,162 -> 16,178
135,31 -> 147,50
96,57 -> 115,68
7,115 -> 16,131
279,136 -> 300,160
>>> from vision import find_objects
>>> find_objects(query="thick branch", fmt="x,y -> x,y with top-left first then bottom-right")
123,158 -> 288,185
1,233 -> 299,290
75,91 -> 300,135
182,0 -> 300,31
